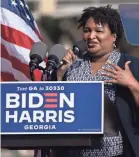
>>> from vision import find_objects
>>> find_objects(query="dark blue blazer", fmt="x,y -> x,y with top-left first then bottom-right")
116,53 -> 139,157
52,53 -> 139,156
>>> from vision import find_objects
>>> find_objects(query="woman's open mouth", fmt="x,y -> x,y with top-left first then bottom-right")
87,42 -> 98,48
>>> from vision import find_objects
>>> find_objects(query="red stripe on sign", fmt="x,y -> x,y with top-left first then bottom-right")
46,99 -> 58,103
44,104 -> 58,108
44,93 -> 58,97
1,44 -> 30,79
1,24 -> 34,49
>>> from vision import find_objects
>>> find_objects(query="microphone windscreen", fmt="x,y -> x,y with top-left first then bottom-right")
73,40 -> 87,56
48,44 -> 66,67
30,42 -> 48,63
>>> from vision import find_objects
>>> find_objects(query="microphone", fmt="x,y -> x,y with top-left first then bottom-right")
46,40 -> 87,70
29,42 -> 48,80
41,44 -> 66,81
59,40 -> 87,65
47,44 -> 67,71
41,41 -> 87,81
72,40 -> 87,57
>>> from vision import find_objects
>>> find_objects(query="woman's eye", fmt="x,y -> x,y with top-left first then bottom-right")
96,30 -> 103,32
83,29 -> 89,33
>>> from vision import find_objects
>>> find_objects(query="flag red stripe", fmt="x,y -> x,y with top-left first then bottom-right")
1,44 -> 30,79
1,72 -> 17,81
1,24 -> 34,49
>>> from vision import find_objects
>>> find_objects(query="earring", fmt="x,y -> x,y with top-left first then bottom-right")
113,41 -> 116,48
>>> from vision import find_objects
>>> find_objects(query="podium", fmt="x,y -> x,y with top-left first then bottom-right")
1,134 -> 103,157
1,82 -> 104,157
1,134 -> 102,149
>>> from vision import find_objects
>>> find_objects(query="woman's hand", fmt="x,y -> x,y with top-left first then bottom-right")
103,61 -> 139,106
57,48 -> 77,81
103,61 -> 137,87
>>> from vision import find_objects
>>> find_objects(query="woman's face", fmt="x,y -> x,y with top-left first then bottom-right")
83,17 -> 116,57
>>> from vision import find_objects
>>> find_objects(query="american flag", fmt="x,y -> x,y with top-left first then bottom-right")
1,0 -> 42,81
1,0 -> 43,156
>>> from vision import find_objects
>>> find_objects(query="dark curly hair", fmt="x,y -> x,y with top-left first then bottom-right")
77,5 -> 124,47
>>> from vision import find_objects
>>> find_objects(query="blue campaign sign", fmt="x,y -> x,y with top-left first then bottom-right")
1,81 -> 104,134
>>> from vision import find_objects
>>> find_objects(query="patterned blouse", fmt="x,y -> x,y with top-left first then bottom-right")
64,50 -> 123,157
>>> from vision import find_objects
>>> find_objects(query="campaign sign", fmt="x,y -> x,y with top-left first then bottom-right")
1,81 -> 104,134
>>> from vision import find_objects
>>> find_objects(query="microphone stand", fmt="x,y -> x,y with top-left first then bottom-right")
29,66 -> 54,157
41,65 -> 54,81
41,66 -> 57,157
41,68 -> 50,81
